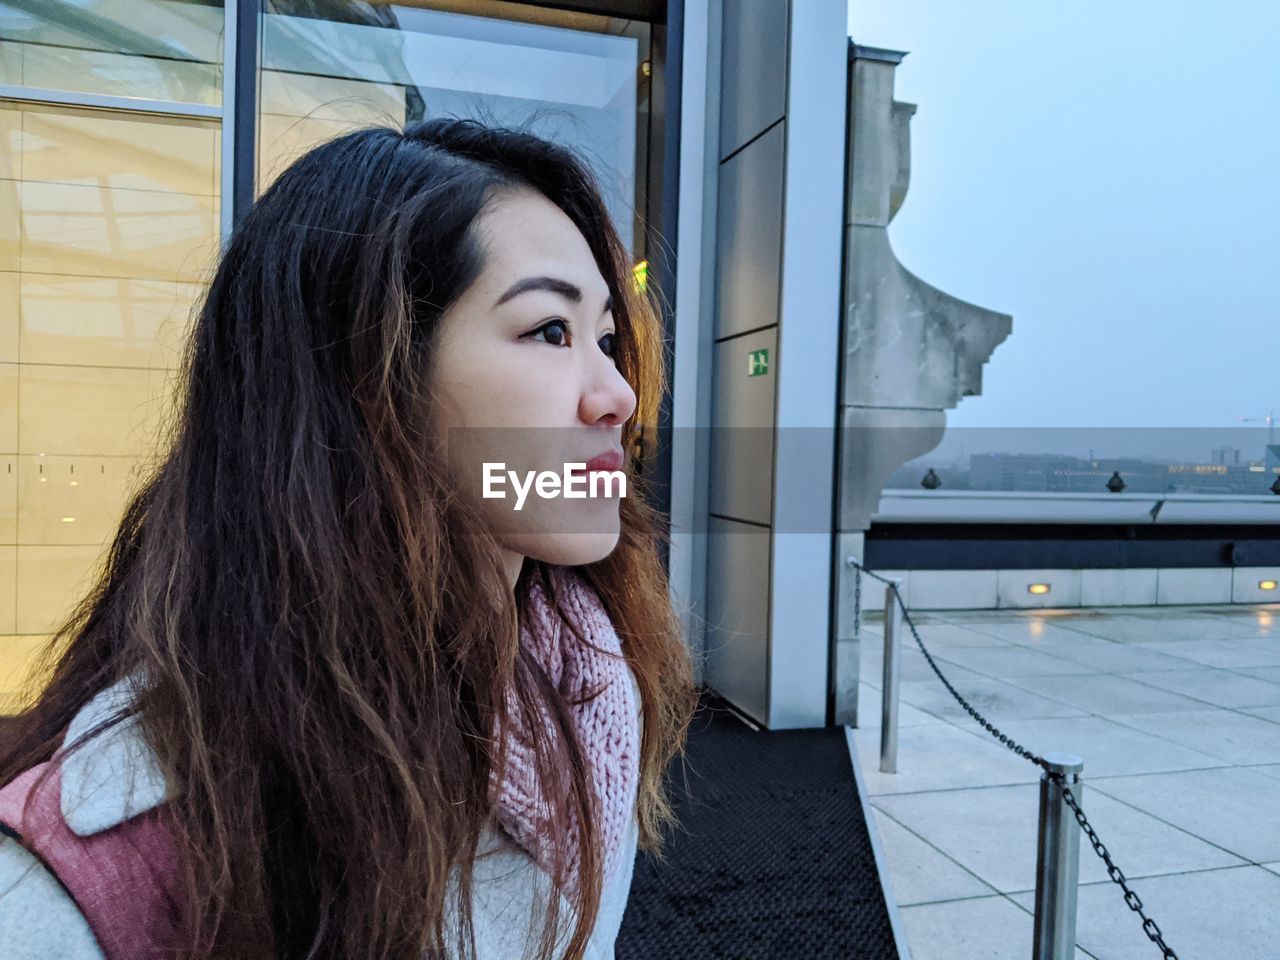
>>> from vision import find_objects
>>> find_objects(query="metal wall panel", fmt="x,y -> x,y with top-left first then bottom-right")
709,327 -> 776,526
718,0 -> 788,159
704,515 -> 772,723
713,120 -> 785,341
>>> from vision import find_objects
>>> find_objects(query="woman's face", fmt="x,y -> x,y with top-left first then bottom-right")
430,189 -> 638,584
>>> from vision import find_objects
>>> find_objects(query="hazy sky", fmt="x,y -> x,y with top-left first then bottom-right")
846,2 -> 1279,444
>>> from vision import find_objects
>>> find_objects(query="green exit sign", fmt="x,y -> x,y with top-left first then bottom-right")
747,348 -> 769,377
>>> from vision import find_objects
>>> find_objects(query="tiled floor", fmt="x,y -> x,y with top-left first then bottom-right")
844,602 -> 1280,960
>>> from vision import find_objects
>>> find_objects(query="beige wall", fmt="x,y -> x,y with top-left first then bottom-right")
0,70 -> 403,711
0,100 -> 220,710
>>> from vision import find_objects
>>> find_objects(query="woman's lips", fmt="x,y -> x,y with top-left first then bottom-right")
581,449 -> 625,473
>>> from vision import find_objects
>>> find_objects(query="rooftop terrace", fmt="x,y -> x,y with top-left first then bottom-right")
846,601 -> 1280,959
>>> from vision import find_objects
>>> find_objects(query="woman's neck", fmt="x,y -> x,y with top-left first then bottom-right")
502,550 -> 525,593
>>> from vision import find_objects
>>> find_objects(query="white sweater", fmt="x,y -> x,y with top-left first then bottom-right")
0,673 -> 641,960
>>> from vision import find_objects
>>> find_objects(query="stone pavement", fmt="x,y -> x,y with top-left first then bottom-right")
844,602 -> 1280,960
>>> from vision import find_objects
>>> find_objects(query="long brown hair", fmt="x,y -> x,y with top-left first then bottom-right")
0,117 -> 698,960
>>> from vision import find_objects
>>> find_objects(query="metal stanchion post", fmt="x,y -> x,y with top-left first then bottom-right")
1033,752 -> 1084,960
879,579 -> 903,774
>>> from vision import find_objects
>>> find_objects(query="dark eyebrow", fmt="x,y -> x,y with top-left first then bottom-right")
494,276 -> 613,315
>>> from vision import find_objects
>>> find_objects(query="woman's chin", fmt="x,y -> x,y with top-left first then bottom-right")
512,530 -> 621,568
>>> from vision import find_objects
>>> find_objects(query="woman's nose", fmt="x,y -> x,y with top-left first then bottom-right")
580,352 -> 637,427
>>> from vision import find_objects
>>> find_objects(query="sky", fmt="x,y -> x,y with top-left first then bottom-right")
845,1 -> 1279,459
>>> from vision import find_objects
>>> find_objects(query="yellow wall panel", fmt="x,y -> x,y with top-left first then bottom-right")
0,545 -> 14,633
0,107 -> 20,180
21,274 -> 201,369
19,181 -> 219,283
0,635 -> 51,714
0,180 -> 17,271
15,543 -> 108,635
0,270 -> 16,362
17,454 -> 144,546
0,363 -> 16,453
22,107 -> 217,197
0,456 -> 14,543
18,363 -> 178,458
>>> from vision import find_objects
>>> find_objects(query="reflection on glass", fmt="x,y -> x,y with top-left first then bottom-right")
0,0 -> 224,105
259,1 -> 650,257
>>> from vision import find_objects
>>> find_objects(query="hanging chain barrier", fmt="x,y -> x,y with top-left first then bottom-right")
846,557 -> 1180,960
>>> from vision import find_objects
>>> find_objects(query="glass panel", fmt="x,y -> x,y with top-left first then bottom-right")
850,4 -> 1280,503
0,0 -> 224,105
0,96 -> 219,710
259,0 -> 651,259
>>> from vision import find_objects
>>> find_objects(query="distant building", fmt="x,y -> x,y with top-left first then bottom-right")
886,451 -> 1278,495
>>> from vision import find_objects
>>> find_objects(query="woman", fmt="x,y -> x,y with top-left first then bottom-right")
0,117 -> 698,960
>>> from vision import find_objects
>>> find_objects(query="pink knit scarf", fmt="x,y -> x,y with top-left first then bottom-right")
488,564 -> 641,898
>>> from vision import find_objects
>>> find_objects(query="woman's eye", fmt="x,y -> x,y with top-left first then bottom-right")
599,332 -> 616,358
526,318 -> 570,347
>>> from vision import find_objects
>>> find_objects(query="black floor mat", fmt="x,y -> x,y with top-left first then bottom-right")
616,689 -> 898,960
